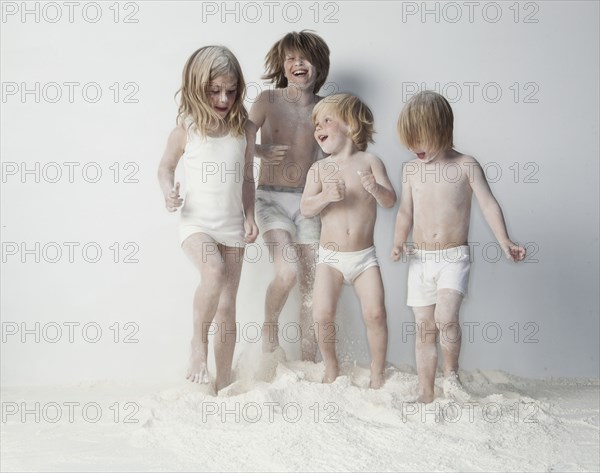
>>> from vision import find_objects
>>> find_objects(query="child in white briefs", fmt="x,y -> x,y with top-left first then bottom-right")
392,91 -> 526,403
301,94 -> 397,389
158,46 -> 258,392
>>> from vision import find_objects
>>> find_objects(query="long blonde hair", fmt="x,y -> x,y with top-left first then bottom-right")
176,45 -> 247,137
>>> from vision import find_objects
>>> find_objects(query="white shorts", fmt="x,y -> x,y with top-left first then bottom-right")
317,245 -> 379,285
407,245 -> 471,307
255,186 -> 321,244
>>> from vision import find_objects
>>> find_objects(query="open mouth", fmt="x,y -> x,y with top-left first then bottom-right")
416,152 -> 426,160
317,134 -> 328,143
214,106 -> 229,114
293,69 -> 308,77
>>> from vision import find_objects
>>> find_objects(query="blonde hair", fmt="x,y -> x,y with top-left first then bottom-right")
397,91 -> 454,153
263,30 -> 330,94
176,45 -> 247,137
312,93 -> 375,152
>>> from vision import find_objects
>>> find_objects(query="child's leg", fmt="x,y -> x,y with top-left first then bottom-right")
182,233 -> 227,383
412,304 -> 437,403
434,288 -> 463,377
435,289 -> 470,401
262,229 -> 298,353
297,243 -> 318,362
212,244 -> 244,392
353,267 -> 388,389
312,263 -> 344,382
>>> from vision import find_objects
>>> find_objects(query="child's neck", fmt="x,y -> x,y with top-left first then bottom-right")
206,121 -> 229,137
284,85 -> 317,106
329,141 -> 358,161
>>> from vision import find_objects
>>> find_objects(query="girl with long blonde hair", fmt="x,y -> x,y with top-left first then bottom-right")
158,45 -> 258,392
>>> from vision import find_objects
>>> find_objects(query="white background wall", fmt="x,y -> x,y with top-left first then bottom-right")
1,0 -> 598,386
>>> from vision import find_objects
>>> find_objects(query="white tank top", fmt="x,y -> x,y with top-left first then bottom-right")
180,123 -> 246,236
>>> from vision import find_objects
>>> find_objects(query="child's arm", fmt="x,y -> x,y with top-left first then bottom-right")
391,163 -> 414,261
300,162 -> 344,217
248,92 -> 288,162
358,155 -> 397,208
468,157 -> 526,262
243,121 -> 259,243
157,126 -> 186,212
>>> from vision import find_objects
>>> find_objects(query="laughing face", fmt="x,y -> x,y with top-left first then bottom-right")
283,50 -> 316,90
207,74 -> 238,119
314,109 -> 351,155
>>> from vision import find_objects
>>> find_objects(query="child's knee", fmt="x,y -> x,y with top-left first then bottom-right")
275,264 -> 298,288
203,265 -> 226,289
363,306 -> 386,325
438,321 -> 461,346
313,306 -> 336,325
415,321 -> 438,343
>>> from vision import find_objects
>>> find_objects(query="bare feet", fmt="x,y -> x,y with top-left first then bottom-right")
369,370 -> 385,389
415,392 -> 434,403
443,371 -> 471,402
262,322 -> 280,353
322,362 -> 339,383
186,344 -> 209,384
215,376 -> 232,393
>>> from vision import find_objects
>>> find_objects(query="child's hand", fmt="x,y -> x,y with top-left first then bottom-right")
165,182 -> 183,212
358,170 -> 379,195
260,144 -> 289,163
391,243 -> 408,262
244,218 -> 259,243
502,241 -> 526,262
323,179 -> 345,203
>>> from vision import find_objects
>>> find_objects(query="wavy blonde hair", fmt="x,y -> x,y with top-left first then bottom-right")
397,91 -> 454,153
263,30 -> 330,94
176,45 -> 247,137
312,93 -> 375,152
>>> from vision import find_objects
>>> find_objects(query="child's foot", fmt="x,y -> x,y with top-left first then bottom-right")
369,371 -> 385,389
443,371 -> 471,402
186,346 -> 209,384
322,362 -> 339,383
262,322 -> 280,353
415,391 -> 435,403
215,376 -> 232,393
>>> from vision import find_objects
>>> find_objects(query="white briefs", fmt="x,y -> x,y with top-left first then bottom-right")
407,245 -> 471,307
317,245 -> 379,285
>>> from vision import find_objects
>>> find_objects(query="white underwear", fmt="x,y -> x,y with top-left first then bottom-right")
407,245 -> 471,307
317,245 -> 379,285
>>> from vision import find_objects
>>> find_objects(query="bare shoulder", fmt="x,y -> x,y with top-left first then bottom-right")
169,124 -> 187,148
251,90 -> 272,112
453,152 -> 479,167
362,151 -> 383,166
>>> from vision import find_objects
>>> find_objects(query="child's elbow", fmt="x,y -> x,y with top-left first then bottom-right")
300,200 -> 314,218
383,190 -> 397,208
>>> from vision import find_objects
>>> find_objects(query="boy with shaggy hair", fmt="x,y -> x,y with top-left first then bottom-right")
250,31 -> 330,361
392,90 -> 526,403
